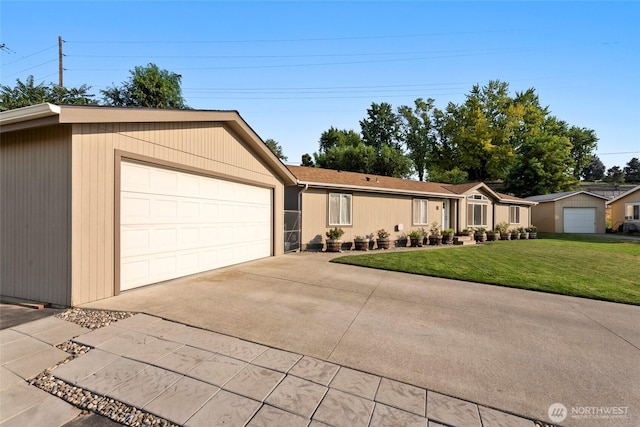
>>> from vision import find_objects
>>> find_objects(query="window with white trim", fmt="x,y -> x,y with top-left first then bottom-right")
328,193 -> 352,226
509,206 -> 520,224
625,203 -> 640,221
467,194 -> 488,226
413,199 -> 429,225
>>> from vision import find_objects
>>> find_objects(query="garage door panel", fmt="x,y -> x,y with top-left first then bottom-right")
120,162 -> 271,291
564,208 -> 596,233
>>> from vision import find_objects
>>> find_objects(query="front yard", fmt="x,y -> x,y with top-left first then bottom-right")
332,234 -> 640,305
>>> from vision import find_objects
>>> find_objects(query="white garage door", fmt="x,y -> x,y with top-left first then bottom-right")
120,161 -> 272,291
563,208 -> 596,233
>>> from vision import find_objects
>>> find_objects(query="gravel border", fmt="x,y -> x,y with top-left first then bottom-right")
29,308 -> 179,427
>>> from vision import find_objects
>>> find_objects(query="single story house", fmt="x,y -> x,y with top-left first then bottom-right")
525,191 -> 609,234
285,166 -> 536,250
606,185 -> 640,232
1,103 -> 295,306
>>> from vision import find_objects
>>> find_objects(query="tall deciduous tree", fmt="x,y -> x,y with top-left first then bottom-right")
624,157 -> 640,183
568,127 -> 599,179
397,98 -> 437,181
264,138 -> 288,161
603,166 -> 625,184
581,155 -> 606,181
0,75 -> 96,111
101,63 -> 187,109
360,102 -> 402,151
504,133 -> 577,197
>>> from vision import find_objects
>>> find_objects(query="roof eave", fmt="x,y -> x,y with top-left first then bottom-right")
0,103 -> 60,126
606,185 -> 640,205
296,180 -> 464,198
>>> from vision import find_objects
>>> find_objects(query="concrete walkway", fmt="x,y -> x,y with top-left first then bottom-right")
80,252 -> 640,427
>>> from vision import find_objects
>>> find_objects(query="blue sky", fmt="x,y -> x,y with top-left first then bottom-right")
2,1 -> 639,171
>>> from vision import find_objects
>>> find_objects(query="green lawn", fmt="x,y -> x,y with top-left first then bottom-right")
332,233 -> 640,305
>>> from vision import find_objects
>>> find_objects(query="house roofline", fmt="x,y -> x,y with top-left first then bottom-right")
606,185 -> 640,205
526,190 -> 610,203
0,103 -> 60,126
295,180 -> 466,199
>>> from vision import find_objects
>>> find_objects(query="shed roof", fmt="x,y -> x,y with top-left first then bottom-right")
525,190 -> 610,203
0,103 -> 296,185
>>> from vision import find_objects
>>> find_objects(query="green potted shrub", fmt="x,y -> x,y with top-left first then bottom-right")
353,235 -> 369,251
325,227 -> 344,252
526,225 -> 537,239
429,222 -> 441,246
408,229 -> 424,247
486,229 -> 498,241
474,227 -> 487,242
376,229 -> 391,249
518,226 -> 529,240
441,228 -> 454,245
495,221 -> 510,240
510,228 -> 520,240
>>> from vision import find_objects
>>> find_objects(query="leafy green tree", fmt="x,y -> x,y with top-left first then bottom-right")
581,155 -> 606,181
300,153 -> 315,167
568,127 -> 598,179
624,157 -> 640,183
0,75 -> 96,111
428,167 -> 469,184
318,127 -> 362,153
504,134 -> 577,197
360,102 -> 401,151
101,63 -> 187,109
397,98 -> 437,181
264,138 -> 287,161
603,166 -> 625,184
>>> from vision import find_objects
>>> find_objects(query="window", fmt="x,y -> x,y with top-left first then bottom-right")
329,193 -> 352,225
413,199 -> 429,225
625,203 -> 640,221
466,194 -> 488,227
509,206 -> 520,224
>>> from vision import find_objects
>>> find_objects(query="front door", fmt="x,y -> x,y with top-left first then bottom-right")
442,200 -> 450,229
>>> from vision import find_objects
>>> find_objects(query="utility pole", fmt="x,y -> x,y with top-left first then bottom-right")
58,36 -> 63,88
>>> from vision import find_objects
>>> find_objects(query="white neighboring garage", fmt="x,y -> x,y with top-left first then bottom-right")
120,161 -> 272,290
526,191 -> 608,234
0,104 -> 296,306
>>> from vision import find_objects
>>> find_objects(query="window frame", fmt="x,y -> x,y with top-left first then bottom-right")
466,194 -> 489,227
413,198 -> 429,225
625,202 -> 640,221
509,206 -> 520,224
328,193 -> 353,226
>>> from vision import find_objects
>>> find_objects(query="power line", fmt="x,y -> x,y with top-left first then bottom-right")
2,58 -> 58,78
2,45 -> 56,66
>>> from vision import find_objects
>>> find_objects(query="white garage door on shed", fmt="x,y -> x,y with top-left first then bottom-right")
563,208 -> 596,233
120,161 -> 272,291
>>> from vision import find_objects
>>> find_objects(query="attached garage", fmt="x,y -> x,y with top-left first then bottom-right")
1,104 -> 295,306
526,191 -> 608,234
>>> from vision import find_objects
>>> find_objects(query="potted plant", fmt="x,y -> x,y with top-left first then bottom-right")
460,228 -> 474,237
441,228 -> 454,245
396,233 -> 408,248
486,229 -> 498,241
353,235 -> 369,251
429,222 -> 441,246
368,233 -> 376,250
518,226 -> 529,240
495,222 -> 510,240
510,228 -> 520,240
474,227 -> 487,242
325,227 -> 344,252
526,225 -> 537,239
408,229 -> 424,247
377,229 -> 391,249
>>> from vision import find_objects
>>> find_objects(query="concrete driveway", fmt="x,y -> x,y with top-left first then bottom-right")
82,252 -> 640,426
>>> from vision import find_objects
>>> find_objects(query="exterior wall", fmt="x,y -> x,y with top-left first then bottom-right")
530,202 -> 556,232
1,125 -> 72,306
70,122 -> 285,305
299,189 -> 452,249
609,189 -> 640,228
532,194 -> 607,233
457,190 -> 494,231
494,204 -> 530,230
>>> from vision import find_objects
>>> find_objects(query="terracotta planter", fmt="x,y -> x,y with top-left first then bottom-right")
326,239 -> 342,252
377,238 -> 391,249
353,239 -> 369,251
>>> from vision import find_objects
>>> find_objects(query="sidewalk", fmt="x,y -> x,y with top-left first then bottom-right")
1,309 -> 541,427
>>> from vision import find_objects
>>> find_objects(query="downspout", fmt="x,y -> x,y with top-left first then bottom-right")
297,183 -> 309,251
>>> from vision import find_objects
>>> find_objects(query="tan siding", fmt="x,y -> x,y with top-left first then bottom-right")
495,204 -> 530,230
0,125 -> 72,306
70,121 -> 284,305
610,190 -> 640,226
531,202 -> 557,232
